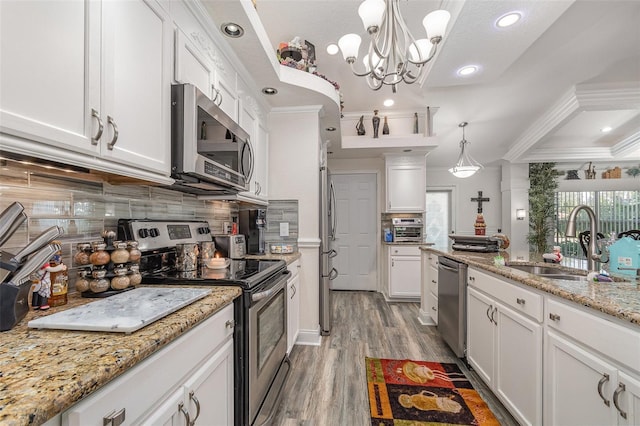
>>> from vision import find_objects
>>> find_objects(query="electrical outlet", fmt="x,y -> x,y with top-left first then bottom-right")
280,222 -> 289,237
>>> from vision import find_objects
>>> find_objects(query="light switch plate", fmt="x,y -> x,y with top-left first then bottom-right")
280,222 -> 289,237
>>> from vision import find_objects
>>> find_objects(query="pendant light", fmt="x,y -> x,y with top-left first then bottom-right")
448,122 -> 483,178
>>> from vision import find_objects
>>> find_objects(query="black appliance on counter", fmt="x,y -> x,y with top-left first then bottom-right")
118,219 -> 291,426
239,209 -> 266,255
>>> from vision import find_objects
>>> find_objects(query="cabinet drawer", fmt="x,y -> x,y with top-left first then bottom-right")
468,267 -> 543,322
546,298 -> 640,372
428,254 -> 439,269
389,245 -> 420,256
427,291 -> 438,324
428,265 -> 438,295
63,303 -> 234,425
287,259 -> 300,279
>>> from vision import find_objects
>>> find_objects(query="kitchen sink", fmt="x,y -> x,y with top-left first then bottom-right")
507,264 -> 587,281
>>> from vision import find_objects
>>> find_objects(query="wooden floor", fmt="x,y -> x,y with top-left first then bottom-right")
272,290 -> 519,425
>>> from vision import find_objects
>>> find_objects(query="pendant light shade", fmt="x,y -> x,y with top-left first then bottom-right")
448,122 -> 483,178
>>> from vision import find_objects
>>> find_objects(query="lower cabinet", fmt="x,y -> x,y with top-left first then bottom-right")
466,268 -> 543,426
62,304 -> 235,426
544,296 -> 640,425
420,251 -> 438,325
287,259 -> 301,353
388,245 -> 421,299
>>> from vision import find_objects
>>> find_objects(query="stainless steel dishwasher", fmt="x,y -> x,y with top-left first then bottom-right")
437,256 -> 468,358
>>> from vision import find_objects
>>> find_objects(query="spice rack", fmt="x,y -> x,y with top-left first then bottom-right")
74,231 -> 142,298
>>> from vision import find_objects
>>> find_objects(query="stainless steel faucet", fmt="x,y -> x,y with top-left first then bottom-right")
565,205 -> 601,272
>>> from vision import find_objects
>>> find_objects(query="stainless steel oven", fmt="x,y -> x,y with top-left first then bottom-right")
392,217 -> 424,242
248,271 -> 289,425
118,219 -> 291,426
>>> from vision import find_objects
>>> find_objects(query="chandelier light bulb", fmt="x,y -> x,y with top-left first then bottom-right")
358,0 -> 386,33
409,39 -> 433,62
338,33 -> 362,61
423,9 -> 451,40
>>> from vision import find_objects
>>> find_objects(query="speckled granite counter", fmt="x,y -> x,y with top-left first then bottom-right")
243,252 -> 301,265
0,286 -> 241,426
382,241 -> 434,246
420,246 -> 640,326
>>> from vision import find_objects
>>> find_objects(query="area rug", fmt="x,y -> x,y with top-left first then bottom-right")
366,357 -> 500,425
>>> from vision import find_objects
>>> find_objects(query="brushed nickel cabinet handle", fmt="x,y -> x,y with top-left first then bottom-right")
225,319 -> 235,329
107,116 -> 119,150
431,306 -> 436,311
491,307 -> 498,325
179,402 -> 190,425
516,298 -> 526,305
103,408 -> 125,426
597,373 -> 611,407
549,313 -> 561,321
486,305 -> 493,323
189,390 -> 200,426
613,382 -> 627,419
92,108 -> 104,145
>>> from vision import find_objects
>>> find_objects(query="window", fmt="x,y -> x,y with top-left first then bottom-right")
555,190 -> 640,258
426,190 -> 453,247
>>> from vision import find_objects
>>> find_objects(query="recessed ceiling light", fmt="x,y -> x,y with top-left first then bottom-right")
457,65 -> 478,76
262,87 -> 278,95
326,44 -> 339,55
496,12 -> 522,28
601,126 -> 613,133
221,23 -> 244,38
383,99 -> 394,107
326,127 -> 336,132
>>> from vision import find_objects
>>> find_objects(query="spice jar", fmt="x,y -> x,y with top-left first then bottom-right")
74,243 -> 92,266
76,270 -> 90,293
129,264 -> 142,286
89,269 -> 109,293
127,241 -> 141,263
110,241 -> 130,264
89,242 -> 110,266
111,267 -> 130,290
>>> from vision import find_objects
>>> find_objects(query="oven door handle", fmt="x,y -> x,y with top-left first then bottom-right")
251,271 -> 291,302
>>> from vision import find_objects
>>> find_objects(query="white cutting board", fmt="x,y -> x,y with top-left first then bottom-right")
28,287 -> 212,333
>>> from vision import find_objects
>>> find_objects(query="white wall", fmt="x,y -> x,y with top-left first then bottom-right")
269,107 -> 322,344
501,162 -> 530,260
425,166 -> 503,236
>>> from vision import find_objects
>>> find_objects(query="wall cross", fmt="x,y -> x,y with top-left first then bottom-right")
471,191 -> 490,213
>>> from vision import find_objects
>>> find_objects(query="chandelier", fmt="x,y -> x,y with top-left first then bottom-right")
449,122 -> 483,178
337,0 -> 451,92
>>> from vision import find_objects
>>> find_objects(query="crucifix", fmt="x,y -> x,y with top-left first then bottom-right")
471,191 -> 490,213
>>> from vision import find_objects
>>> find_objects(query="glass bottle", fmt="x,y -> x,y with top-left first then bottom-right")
89,269 -> 109,293
129,264 -> 142,286
127,241 -> 142,263
382,116 -> 389,135
47,241 -> 68,307
76,270 -> 90,293
110,241 -> 130,264
89,242 -> 110,266
74,243 -> 92,266
111,267 -> 130,290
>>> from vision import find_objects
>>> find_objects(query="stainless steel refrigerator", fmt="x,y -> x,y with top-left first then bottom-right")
319,164 -> 337,335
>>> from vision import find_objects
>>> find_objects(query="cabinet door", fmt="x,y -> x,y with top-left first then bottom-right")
386,165 -> 425,212
253,122 -> 269,197
494,303 -> 542,426
619,371 -> 640,426
182,339 -> 234,426
214,67 -> 238,121
0,0 -> 99,154
287,273 -> 300,353
101,0 -> 171,174
426,291 -> 438,325
138,388 -> 187,426
174,29 -> 216,100
544,331 -> 618,426
389,255 -> 421,298
466,287 -> 495,386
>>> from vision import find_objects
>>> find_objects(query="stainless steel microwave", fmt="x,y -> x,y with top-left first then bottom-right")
170,83 -> 253,194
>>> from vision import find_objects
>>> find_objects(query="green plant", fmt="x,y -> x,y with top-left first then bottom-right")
528,163 -> 559,253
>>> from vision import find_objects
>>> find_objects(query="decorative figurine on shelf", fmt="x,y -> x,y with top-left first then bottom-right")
566,170 -> 580,180
356,115 -> 366,136
474,213 -> 486,236
413,112 -> 419,134
584,162 -> 596,179
372,110 -> 380,138
383,116 -> 390,135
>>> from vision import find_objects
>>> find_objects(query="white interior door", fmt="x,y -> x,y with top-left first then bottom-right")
331,173 -> 377,291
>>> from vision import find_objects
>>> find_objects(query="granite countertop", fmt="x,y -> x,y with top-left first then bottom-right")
420,246 -> 640,326
0,285 -> 242,426
243,252 -> 301,264
383,241 -> 433,246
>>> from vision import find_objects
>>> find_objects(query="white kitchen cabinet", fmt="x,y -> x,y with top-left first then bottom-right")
0,0 -> 172,178
384,155 -> 426,212
287,259 -> 301,353
62,304 -> 234,426
388,245 -> 421,299
544,296 -> 640,425
419,251 -> 438,325
174,28 -> 238,121
466,268 -> 543,426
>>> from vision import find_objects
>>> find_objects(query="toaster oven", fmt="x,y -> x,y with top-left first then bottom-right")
392,218 -> 424,242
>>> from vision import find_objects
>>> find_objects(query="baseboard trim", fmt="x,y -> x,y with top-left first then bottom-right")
418,308 -> 436,326
295,328 -> 322,346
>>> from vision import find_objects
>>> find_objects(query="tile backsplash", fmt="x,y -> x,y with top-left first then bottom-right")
264,200 -> 299,252
0,165 -> 236,286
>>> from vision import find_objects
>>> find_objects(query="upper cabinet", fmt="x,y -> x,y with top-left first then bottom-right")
174,28 -> 238,121
385,154 -> 427,212
0,0 -> 172,180
238,78 -> 268,201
